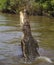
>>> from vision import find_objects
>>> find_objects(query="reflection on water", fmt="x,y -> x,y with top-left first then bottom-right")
0,13 -> 54,65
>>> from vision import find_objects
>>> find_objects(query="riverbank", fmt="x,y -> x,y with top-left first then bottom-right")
1,10 -> 54,17
0,0 -> 54,17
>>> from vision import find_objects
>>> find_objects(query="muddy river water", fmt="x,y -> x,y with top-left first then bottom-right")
0,13 -> 54,65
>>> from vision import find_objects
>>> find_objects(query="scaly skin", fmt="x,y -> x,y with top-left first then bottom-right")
20,9 -> 40,62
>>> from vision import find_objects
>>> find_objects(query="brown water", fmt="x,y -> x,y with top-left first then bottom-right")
0,13 -> 54,65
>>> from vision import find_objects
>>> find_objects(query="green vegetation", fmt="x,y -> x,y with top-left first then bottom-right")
0,0 -> 54,16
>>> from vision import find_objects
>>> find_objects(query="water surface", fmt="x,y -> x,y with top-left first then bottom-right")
0,13 -> 54,65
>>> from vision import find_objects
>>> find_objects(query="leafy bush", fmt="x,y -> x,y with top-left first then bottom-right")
0,0 -> 6,10
51,0 -> 54,10
0,0 -> 54,16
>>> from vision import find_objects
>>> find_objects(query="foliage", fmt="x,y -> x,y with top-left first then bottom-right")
0,0 -> 6,10
0,0 -> 54,16
51,0 -> 54,10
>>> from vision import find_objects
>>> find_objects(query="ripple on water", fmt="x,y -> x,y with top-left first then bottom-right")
0,42 -> 22,60
0,26 -> 16,31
